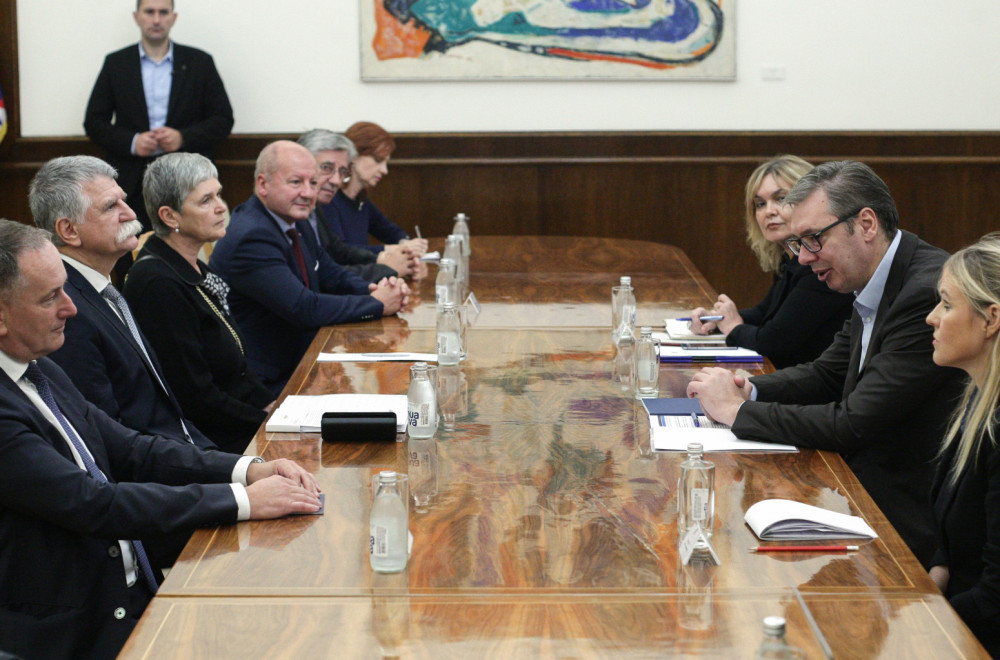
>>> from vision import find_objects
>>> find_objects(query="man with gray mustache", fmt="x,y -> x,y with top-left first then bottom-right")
29,156 -> 216,461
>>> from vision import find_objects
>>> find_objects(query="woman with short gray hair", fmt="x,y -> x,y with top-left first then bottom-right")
123,152 -> 273,453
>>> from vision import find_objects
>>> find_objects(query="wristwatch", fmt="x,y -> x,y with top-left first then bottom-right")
250,457 -> 265,464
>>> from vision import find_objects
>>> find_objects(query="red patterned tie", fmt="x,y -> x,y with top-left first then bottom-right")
286,228 -> 310,287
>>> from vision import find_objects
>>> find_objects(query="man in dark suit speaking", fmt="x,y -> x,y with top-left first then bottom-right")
687,161 -> 965,567
83,0 -> 233,232
0,219 -> 321,660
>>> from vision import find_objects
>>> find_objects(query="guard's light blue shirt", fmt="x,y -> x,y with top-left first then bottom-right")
853,230 -> 901,373
129,42 -> 174,156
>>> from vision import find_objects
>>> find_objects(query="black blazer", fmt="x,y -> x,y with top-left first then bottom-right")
83,43 -> 233,222
726,255 -> 854,368
931,416 -> 1000,656
48,261 -> 214,449
314,206 -> 398,282
209,195 -> 383,395
732,231 -> 967,566
123,235 -> 272,454
0,357 -> 239,660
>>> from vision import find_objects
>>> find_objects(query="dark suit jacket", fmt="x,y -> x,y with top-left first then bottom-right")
83,43 -> 233,226
48,261 -> 214,449
123,235 -> 272,454
726,255 -> 854,368
210,195 -> 383,395
931,416 -> 1000,656
313,206 -> 398,282
0,357 -> 239,660
321,189 -> 409,255
732,231 -> 966,566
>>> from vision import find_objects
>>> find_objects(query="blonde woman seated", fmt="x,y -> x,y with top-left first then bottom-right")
123,153 -> 274,454
926,234 -> 1000,657
689,155 -> 853,368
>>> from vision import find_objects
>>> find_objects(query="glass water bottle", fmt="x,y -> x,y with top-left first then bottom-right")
370,471 -> 409,573
435,258 -> 457,307
436,302 -> 462,366
634,326 -> 660,398
678,442 -> 715,542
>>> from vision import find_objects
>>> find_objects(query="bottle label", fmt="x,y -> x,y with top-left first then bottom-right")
370,525 -> 389,557
691,488 -> 709,521
436,285 -> 447,305
408,402 -> 431,427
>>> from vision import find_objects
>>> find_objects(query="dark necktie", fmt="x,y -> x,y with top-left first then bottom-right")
24,361 -> 159,594
286,228 -> 310,287
101,283 -> 192,444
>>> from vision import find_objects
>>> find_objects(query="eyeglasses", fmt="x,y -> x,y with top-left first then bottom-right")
785,208 -> 863,255
318,163 -> 352,181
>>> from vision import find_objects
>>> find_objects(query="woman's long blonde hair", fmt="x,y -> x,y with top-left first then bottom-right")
744,155 -> 814,273
939,233 -> 1000,484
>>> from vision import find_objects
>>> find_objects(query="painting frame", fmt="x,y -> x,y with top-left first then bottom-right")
360,0 -> 736,81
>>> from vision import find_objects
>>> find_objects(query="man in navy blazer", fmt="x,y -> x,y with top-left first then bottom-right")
0,219 -> 321,660
83,0 -> 233,231
688,161 -> 965,567
29,155 -> 213,450
211,141 -> 408,396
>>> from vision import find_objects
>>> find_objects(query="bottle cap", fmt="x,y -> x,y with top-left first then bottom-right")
762,616 -> 786,635
686,442 -> 703,454
379,470 -> 397,482
620,276 -> 631,286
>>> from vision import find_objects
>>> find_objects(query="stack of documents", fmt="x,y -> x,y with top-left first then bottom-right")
658,345 -> 763,363
642,398 -> 797,452
266,394 -> 407,433
745,499 -> 878,541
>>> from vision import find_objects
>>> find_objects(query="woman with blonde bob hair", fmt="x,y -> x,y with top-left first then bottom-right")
688,155 -> 853,368
926,233 -> 1000,656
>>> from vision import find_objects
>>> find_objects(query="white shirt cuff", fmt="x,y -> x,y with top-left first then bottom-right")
749,383 -> 759,401
130,133 -> 140,155
232,455 -> 256,485
230,484 -> 251,522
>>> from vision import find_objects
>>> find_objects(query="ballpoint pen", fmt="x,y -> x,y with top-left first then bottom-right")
675,315 -> 724,322
690,412 -> 700,428
414,225 -> 423,239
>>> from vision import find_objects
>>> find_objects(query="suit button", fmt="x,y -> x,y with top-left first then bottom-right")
114,607 -> 127,620
108,545 -> 121,558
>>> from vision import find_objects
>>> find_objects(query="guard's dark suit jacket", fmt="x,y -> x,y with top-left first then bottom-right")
83,43 -> 233,226
732,231 -> 966,566
48,261 -> 214,450
210,195 -> 383,395
0,357 -> 239,660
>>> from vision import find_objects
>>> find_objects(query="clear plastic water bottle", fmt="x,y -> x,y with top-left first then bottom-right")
437,302 -> 462,366
452,212 -> 471,257
452,213 -> 471,288
755,617 -> 805,659
614,314 -> 635,392
443,235 -> 466,301
369,471 -> 408,573
677,442 -> 715,543
406,362 -> 437,438
435,258 -> 457,307
634,326 -> 660,398
612,276 -> 635,342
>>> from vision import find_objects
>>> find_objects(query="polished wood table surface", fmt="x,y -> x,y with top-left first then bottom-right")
120,237 -> 987,659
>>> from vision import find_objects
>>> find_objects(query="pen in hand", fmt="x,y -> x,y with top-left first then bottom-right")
676,315 -> 724,322
690,412 -> 700,428
414,225 -> 422,239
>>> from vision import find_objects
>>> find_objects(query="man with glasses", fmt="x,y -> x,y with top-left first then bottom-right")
687,160 -> 964,567
296,130 -> 418,281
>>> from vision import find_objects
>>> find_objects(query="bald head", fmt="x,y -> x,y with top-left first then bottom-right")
254,141 -> 319,225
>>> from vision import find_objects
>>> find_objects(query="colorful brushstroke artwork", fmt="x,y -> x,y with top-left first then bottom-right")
360,0 -> 735,80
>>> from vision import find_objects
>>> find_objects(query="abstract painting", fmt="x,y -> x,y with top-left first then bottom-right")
360,0 -> 735,80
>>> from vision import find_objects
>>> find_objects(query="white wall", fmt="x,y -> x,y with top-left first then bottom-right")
17,0 -> 1000,136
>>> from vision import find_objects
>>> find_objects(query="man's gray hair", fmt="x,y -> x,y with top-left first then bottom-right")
784,160 -> 899,239
297,129 -> 358,162
143,153 -> 219,236
0,219 -> 54,302
28,156 -> 118,247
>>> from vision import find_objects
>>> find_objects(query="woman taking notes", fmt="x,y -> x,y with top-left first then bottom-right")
321,121 -> 428,258
123,153 -> 274,454
689,155 -> 853,368
926,234 -> 1000,656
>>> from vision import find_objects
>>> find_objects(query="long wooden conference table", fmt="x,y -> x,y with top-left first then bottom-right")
120,237 -> 987,659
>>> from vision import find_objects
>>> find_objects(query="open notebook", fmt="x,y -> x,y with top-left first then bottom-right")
745,499 -> 878,541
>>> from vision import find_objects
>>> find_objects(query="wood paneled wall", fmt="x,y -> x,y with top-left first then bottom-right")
3,132 -> 1000,305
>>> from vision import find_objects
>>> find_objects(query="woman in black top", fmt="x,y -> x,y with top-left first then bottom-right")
123,153 -> 273,454
926,234 -> 1000,656
689,155 -> 853,368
